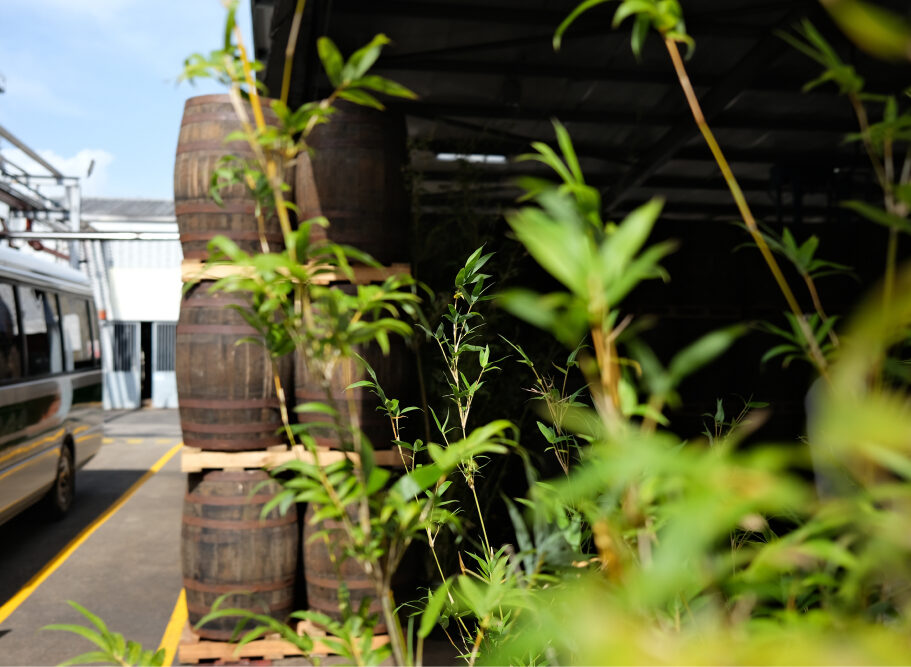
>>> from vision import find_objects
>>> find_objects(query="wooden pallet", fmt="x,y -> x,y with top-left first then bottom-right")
181,259 -> 411,285
178,620 -> 389,664
181,444 -> 409,473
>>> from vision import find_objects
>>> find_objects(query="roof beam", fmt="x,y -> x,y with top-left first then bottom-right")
329,0 -> 769,36
605,1 -> 817,210
392,100 -> 855,133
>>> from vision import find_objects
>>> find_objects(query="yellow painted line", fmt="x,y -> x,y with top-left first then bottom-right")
159,588 -> 187,666
102,437 -> 114,444
126,438 -> 143,445
0,441 -> 184,626
156,438 -> 175,445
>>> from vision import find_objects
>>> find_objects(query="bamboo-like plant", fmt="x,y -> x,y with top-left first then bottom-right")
555,0 -> 831,378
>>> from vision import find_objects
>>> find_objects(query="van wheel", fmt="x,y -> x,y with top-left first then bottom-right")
44,445 -> 75,519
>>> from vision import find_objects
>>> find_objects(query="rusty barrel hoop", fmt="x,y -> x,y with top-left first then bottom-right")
302,504 -> 384,632
176,281 -> 291,451
174,94 -> 292,260
295,103 -> 409,264
181,469 -> 298,641
293,286 -> 414,451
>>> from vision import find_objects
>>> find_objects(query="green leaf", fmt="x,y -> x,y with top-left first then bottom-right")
506,191 -> 591,296
553,120 -> 584,184
337,88 -> 385,110
343,33 -> 391,81
355,75 -> 418,99
631,13 -> 651,58
843,200 -> 911,234
600,197 -> 664,283
520,142 -> 576,186
317,37 -> 344,87
824,0 -> 911,62
42,624 -> 110,653
58,651 -> 121,667
418,579 -> 453,638
554,0 -> 614,51
667,325 -> 747,387
392,463 -> 442,499
613,0 -> 655,28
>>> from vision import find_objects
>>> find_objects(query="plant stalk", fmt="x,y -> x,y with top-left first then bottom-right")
281,0 -> 307,105
664,38 -> 829,379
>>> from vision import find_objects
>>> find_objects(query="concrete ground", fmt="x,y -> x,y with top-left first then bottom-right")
0,409 -> 457,666
0,408 -> 185,666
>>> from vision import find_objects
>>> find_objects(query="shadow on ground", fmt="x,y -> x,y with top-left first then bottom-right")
0,469 -> 145,605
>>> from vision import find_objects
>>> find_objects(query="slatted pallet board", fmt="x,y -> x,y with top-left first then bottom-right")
181,259 -> 411,285
178,620 -> 390,664
181,444 -> 408,473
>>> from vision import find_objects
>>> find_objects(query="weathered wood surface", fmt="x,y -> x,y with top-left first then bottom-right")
176,281 -> 292,451
181,470 -> 298,641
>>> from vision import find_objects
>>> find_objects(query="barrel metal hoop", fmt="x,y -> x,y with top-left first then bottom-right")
178,297 -> 250,309
179,397 -> 280,409
175,137 -> 250,153
181,436 -> 285,449
183,492 -> 278,506
185,598 -> 293,617
175,201 -> 257,215
181,515 -> 296,530
182,577 -> 295,594
305,597 -> 382,613
304,575 -> 374,590
180,420 -> 281,434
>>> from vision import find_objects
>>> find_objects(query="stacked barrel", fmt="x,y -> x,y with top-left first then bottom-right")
175,94 -> 297,640
174,95 -> 411,642
295,103 -> 412,633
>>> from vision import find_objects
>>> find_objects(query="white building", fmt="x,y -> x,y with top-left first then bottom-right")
1,128 -> 182,410
81,198 -> 182,410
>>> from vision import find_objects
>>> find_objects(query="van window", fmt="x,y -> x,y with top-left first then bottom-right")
59,295 -> 95,370
0,283 -> 22,381
19,287 -> 63,376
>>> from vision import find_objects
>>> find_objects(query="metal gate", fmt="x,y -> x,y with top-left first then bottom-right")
152,322 -> 177,408
103,321 -> 140,409
102,320 -> 178,409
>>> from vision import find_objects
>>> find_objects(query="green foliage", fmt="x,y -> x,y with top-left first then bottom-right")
778,19 -> 865,95
502,128 -> 676,347
47,4 -> 911,666
555,0 -> 693,57
759,312 -> 839,368
821,0 -> 911,62
738,223 -> 856,282
43,601 -> 165,667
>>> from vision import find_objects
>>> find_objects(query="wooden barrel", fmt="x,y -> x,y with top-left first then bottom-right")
176,281 -> 291,451
174,94 -> 290,260
303,504 -> 384,631
182,470 -> 298,641
294,335 -> 414,450
295,104 -> 409,263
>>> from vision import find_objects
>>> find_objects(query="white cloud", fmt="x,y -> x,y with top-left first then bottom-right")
1,147 -> 115,197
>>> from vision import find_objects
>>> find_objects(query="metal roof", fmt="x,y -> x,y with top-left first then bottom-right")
251,0 -> 911,224
81,198 -> 175,220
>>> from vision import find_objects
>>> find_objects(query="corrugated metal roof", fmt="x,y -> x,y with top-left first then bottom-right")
82,197 -> 175,219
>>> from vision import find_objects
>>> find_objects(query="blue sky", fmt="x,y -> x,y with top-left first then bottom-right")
1,0 -> 254,199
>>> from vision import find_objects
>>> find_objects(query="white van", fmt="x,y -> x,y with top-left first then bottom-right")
0,246 -> 103,524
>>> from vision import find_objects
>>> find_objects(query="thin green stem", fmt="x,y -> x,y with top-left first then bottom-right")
664,37 -> 829,380
470,482 -> 492,557
802,272 -> 839,349
280,0 -> 307,105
